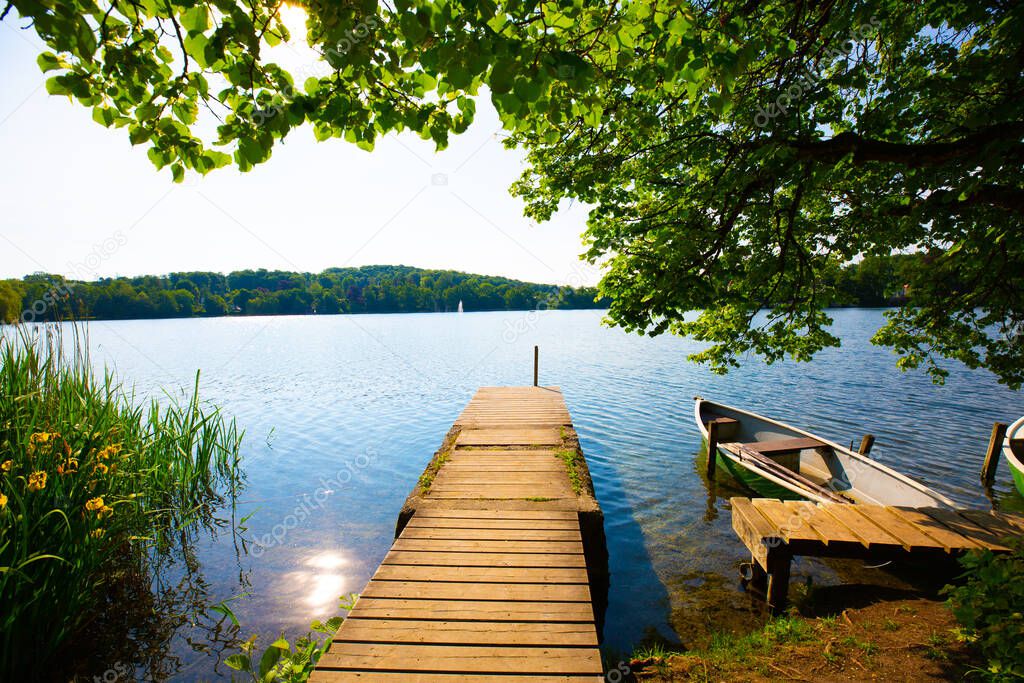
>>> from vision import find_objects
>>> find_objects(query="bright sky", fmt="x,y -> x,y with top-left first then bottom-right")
0,10 -> 600,287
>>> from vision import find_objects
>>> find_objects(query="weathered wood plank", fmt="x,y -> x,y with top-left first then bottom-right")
332,619 -> 599,646
317,644 -> 603,674
312,674 -> 601,683
848,505 -> 945,551
749,499 -> 820,542
310,674 -> 603,683
346,598 -> 596,622
370,565 -> 590,584
798,503 -> 863,545
392,539 -> 584,554
383,551 -> 588,568
434,472 -> 567,482
890,506 -> 983,552
412,510 -> 578,520
819,504 -> 904,548
919,508 -> 1012,551
360,581 -> 591,602
400,528 -> 582,542
457,429 -> 564,446
404,518 -> 580,531
730,497 -> 782,567
427,483 -> 570,494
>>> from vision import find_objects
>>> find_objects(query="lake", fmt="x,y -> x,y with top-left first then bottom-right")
61,308 -> 1024,679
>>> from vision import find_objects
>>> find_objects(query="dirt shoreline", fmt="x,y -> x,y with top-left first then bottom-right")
625,596 -> 982,681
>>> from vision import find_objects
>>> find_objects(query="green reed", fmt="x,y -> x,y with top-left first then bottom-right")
0,325 -> 243,678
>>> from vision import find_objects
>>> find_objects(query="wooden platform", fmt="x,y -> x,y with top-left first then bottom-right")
310,387 -> 605,682
731,496 -> 1024,612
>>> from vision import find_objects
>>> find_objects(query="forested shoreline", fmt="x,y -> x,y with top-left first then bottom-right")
0,256 -> 921,324
0,265 -> 606,323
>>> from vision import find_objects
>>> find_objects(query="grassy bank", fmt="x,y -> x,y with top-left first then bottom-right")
623,598 -> 984,681
0,326 -> 243,679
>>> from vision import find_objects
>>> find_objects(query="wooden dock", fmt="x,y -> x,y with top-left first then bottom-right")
731,496 -> 1024,611
310,387 -> 606,681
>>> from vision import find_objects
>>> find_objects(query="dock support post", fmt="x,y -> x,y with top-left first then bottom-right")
982,422 -> 1008,486
858,434 -> 875,456
533,345 -> 539,386
706,420 -> 720,480
765,547 -> 792,615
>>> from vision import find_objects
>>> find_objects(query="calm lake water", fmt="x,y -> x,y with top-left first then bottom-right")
55,308 -> 1024,679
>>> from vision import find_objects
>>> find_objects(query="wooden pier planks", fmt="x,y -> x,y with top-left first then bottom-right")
731,496 -> 1024,612
310,387 -> 604,681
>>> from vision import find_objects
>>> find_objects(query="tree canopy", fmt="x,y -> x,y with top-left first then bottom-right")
5,0 -> 1022,386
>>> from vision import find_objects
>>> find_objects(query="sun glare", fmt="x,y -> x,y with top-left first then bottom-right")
277,2 -> 309,37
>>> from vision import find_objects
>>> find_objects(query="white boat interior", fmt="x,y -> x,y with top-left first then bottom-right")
696,399 -> 958,508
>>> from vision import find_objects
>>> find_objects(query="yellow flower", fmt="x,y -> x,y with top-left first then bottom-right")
89,528 -> 105,539
26,471 -> 47,492
98,505 -> 113,519
92,463 -> 109,475
57,458 -> 79,476
0,493 -> 7,509
97,444 -> 122,461
85,496 -> 105,511
27,432 -> 57,457
1,460 -> 11,473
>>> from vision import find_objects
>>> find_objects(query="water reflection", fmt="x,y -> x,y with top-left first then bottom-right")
282,551 -> 353,614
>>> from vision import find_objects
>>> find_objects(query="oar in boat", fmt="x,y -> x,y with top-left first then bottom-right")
720,442 -> 851,505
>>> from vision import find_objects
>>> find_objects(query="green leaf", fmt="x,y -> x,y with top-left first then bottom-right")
258,643 -> 284,677
210,601 -> 240,627
92,106 -> 116,127
181,6 -> 210,34
37,53 -> 63,73
225,654 -> 252,672
45,77 -> 70,96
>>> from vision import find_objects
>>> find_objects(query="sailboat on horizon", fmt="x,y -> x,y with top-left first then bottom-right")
457,300 -> 464,313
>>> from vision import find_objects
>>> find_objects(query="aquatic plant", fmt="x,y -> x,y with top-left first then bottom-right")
555,447 -> 583,495
225,594 -> 356,682
0,325 -> 243,678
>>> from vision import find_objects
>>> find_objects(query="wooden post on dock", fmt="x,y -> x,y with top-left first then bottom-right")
706,420 -> 720,480
533,345 -> 539,386
981,422 -> 1008,486
858,434 -> 875,456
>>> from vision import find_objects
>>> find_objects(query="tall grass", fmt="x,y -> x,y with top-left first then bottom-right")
0,325 -> 243,678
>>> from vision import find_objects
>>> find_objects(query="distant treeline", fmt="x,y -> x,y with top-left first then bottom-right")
0,265 -> 607,323
823,253 -> 920,307
0,256 -> 924,324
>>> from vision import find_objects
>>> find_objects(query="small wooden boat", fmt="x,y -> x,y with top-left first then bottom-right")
695,397 -> 958,508
1004,416 -> 1024,497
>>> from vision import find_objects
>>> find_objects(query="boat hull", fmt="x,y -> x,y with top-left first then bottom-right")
1004,416 -> 1024,497
694,397 -> 958,508
1011,462 -> 1024,498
